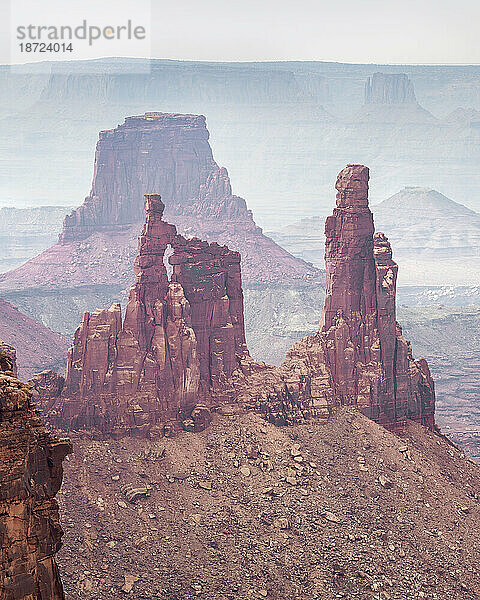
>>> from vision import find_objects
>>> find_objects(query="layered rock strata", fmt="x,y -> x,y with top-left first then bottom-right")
47,195 -> 250,436
0,346 -> 71,599
241,165 -> 435,429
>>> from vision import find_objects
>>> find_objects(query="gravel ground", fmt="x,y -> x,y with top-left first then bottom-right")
56,407 -> 480,600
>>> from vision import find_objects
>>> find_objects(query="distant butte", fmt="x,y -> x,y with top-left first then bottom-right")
0,113 -> 318,292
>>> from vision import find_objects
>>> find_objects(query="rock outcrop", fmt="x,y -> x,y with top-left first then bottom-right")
46,195 -> 250,436
28,370 -> 65,409
0,113 -> 318,291
0,338 -> 17,376
42,167 -> 435,435
242,165 -> 435,429
0,345 -> 71,599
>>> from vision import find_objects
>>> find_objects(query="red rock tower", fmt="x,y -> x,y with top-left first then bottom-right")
241,165 -> 435,430
321,164 -> 434,425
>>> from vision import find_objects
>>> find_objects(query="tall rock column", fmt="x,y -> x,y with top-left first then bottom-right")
321,165 -> 381,411
237,165 -> 435,430
320,164 -> 434,426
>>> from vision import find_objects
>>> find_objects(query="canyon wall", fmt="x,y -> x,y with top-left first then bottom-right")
365,73 -> 417,104
47,195 -> 250,436
0,344 -> 71,600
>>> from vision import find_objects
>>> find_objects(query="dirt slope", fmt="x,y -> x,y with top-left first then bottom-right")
0,298 -> 70,379
56,408 -> 480,600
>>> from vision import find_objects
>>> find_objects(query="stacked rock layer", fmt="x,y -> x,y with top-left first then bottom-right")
0,344 -> 71,600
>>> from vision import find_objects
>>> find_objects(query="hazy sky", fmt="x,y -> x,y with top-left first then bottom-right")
2,0 -> 479,65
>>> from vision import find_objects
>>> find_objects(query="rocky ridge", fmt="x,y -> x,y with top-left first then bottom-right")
56,408 -> 480,600
0,344 -> 71,599
40,166 -> 434,436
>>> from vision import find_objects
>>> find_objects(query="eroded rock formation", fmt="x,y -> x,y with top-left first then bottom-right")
242,165 -> 435,429
47,195 -> 250,436
0,345 -> 71,599
28,370 -> 65,410
42,167 -> 434,436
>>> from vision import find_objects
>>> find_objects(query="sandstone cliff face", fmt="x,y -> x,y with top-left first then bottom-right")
242,165 -> 435,429
0,346 -> 71,600
47,195 -> 249,436
0,113 -> 317,290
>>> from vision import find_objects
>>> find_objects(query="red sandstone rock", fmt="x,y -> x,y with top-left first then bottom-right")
28,369 -> 65,411
0,338 -> 17,376
0,113 -> 318,291
240,165 -> 435,429
47,195 -> 250,436
0,349 -> 71,599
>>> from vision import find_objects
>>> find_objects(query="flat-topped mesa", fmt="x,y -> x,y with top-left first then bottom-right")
0,113 -> 318,293
357,74 -> 436,125
365,73 -> 417,105
47,195 -> 250,437
60,114 -> 217,238
22,111 -> 317,287
0,347 -> 71,599
240,165 -> 435,430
